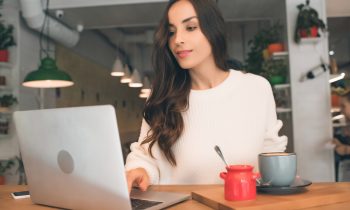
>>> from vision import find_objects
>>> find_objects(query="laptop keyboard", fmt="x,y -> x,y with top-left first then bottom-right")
131,198 -> 163,210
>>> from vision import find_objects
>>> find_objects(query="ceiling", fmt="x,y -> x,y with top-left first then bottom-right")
48,0 -> 286,30
48,0 -> 350,30
49,1 -> 167,29
47,0 -> 350,44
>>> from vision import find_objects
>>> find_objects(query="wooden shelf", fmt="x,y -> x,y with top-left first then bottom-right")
331,107 -> 341,113
329,73 -> 345,83
272,51 -> 288,60
276,107 -> 292,113
0,62 -> 12,69
300,37 -> 322,44
274,84 -> 290,89
333,122 -> 347,128
0,111 -> 12,115
0,107 -> 13,114
0,134 -> 10,139
0,86 -> 12,91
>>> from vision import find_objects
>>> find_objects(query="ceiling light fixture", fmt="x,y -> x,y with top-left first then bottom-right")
129,69 -> 143,88
141,76 -> 151,93
22,0 -> 73,89
22,57 -> 73,88
139,92 -> 150,99
120,65 -> 131,83
111,58 -> 124,77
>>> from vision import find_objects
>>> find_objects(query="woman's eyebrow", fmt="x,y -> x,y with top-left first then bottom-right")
169,16 -> 198,27
181,16 -> 198,23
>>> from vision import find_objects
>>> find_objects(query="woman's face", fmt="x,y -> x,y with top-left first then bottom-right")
167,0 -> 213,70
340,97 -> 350,120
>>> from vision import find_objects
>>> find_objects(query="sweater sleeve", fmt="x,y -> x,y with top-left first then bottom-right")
262,82 -> 288,153
124,119 -> 160,184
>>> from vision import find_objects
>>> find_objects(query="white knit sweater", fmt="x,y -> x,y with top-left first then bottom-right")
125,70 -> 287,185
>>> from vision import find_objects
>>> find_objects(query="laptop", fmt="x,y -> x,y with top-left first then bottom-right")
14,105 -> 190,210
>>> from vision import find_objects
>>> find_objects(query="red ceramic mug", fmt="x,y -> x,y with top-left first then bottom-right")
220,165 -> 260,201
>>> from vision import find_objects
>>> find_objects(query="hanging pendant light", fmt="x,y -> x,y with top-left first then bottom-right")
141,76 -> 151,93
23,57 -> 73,88
111,58 -> 124,77
121,65 -> 131,83
139,92 -> 150,99
129,69 -> 143,88
139,77 -> 150,98
22,0 -> 73,89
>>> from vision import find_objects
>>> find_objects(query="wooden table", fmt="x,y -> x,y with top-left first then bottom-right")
1,183 -> 350,209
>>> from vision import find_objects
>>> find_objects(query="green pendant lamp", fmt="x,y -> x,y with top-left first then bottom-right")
22,57 -> 74,88
22,0 -> 73,89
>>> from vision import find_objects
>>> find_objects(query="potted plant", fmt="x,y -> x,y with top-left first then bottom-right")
0,94 -> 17,112
0,23 -> 15,62
265,23 -> 284,55
261,59 -> 288,85
0,158 -> 15,184
0,21 -> 16,62
294,0 -> 327,43
245,22 -> 285,75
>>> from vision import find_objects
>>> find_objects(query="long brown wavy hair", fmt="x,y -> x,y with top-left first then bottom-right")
142,0 -> 229,166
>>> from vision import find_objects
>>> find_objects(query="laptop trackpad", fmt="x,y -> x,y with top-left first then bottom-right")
130,189 -> 190,210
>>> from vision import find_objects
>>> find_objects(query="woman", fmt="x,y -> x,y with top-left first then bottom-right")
125,0 -> 287,191
332,91 -> 350,180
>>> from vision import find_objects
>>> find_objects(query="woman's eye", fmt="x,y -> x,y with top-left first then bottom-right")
187,26 -> 197,31
168,31 -> 175,37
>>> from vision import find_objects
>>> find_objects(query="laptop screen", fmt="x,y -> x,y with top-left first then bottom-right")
14,105 -> 132,209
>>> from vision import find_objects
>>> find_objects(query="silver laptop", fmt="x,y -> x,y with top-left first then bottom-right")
14,105 -> 190,210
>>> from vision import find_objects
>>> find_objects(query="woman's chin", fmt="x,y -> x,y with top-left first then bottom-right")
177,62 -> 195,70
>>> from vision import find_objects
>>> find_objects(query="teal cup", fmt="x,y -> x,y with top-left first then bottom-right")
258,152 -> 297,187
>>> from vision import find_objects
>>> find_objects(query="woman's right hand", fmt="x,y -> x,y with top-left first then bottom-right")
126,167 -> 150,193
332,138 -> 350,155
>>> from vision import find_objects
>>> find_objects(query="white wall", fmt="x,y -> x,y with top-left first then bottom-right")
286,0 -> 334,182
70,30 -> 116,71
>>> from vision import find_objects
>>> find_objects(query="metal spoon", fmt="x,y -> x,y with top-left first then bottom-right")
214,145 -> 229,167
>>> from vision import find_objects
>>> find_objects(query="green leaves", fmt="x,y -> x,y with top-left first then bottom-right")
0,22 -> 15,50
0,94 -> 17,107
0,0 -> 16,50
0,159 -> 15,176
262,59 -> 288,78
294,0 -> 327,43
245,23 -> 283,75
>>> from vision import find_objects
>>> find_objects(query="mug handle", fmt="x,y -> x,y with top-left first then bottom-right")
220,172 -> 227,180
252,172 -> 261,180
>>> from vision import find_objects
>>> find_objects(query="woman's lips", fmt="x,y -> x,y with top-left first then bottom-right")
176,50 -> 192,58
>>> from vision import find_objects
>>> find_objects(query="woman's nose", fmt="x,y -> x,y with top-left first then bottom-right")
174,32 -> 184,45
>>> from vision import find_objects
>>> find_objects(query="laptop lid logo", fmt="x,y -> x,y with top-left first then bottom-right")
57,150 -> 74,174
